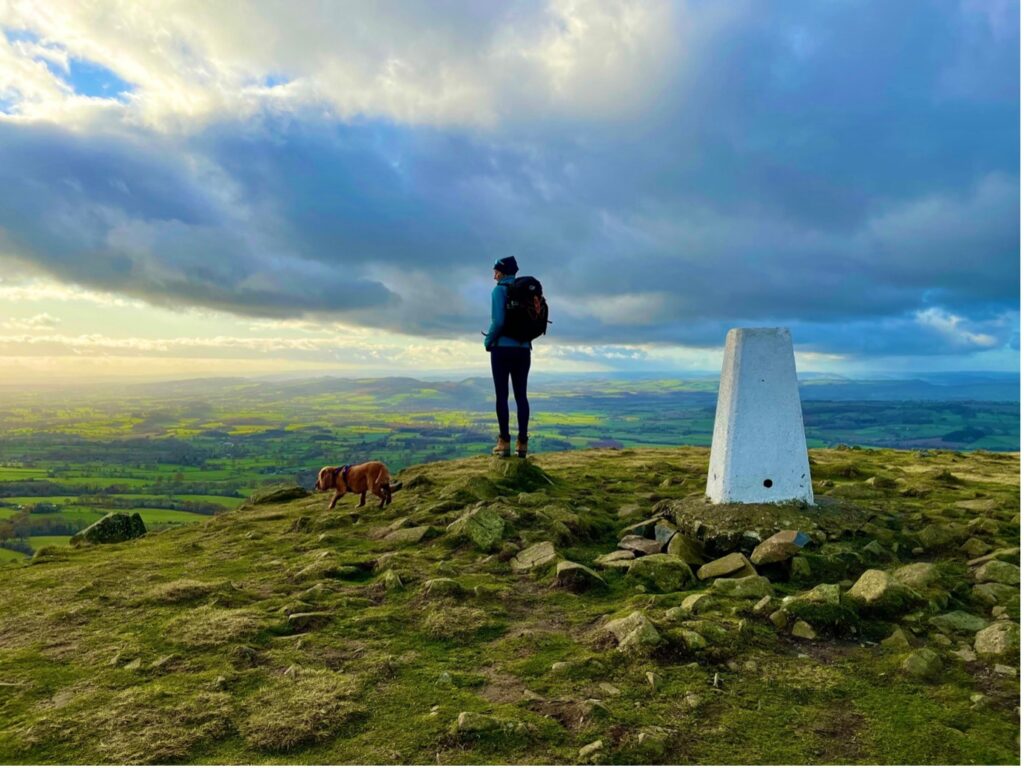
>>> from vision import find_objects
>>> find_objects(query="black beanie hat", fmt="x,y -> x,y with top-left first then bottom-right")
493,255 -> 519,275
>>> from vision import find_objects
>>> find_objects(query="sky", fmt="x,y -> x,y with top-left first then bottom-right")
0,0 -> 1019,384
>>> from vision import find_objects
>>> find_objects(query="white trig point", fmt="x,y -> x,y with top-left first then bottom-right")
706,328 -> 814,505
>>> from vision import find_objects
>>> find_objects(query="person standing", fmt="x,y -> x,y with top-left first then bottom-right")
483,256 -> 531,458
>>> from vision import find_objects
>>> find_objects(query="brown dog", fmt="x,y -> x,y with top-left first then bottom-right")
315,461 -> 401,510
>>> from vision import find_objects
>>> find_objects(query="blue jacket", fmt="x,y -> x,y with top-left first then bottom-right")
484,276 -> 532,350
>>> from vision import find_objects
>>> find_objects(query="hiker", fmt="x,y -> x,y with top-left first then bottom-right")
484,256 -> 532,458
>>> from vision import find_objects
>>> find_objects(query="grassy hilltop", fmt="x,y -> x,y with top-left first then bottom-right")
0,446 -> 1019,764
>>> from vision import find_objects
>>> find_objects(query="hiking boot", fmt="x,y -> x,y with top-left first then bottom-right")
515,436 -> 528,459
492,437 -> 511,458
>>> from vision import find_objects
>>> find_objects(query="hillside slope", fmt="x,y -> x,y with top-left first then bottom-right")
0,447 -> 1019,764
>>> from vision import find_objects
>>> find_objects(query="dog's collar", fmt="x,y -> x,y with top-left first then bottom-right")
337,464 -> 351,489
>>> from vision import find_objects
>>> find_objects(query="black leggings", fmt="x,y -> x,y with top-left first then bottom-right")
490,347 -> 531,440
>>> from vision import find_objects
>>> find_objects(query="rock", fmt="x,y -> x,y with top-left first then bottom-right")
287,612 -> 333,632
790,556 -> 812,580
881,627 -> 911,650
578,740 -> 604,762
422,578 -> 466,598
971,582 -> 1018,608
620,515 -> 664,538
792,620 -> 816,640
892,562 -> 941,591
665,534 -> 705,566
618,535 -> 663,557
974,560 -> 1020,586
594,550 -> 635,569
930,611 -> 988,634
968,547 -> 1020,568
769,609 -> 789,630
510,541 -> 557,572
247,485 -> 309,505
627,554 -> 694,592
710,575 -> 772,599
848,569 -> 920,616
646,671 -> 659,690
960,538 -> 990,559
750,530 -> 811,566
680,630 -> 707,650
384,525 -> 438,545
974,621 -> 1020,659
789,582 -> 841,606
697,552 -> 757,581
902,648 -> 942,680
993,663 -> 1017,677
917,523 -> 962,552
447,506 -> 506,551
861,540 -> 888,561
554,560 -> 606,592
604,612 -> 662,653
752,595 -> 775,615
453,711 -> 526,738
951,645 -> 977,663
550,661 -> 571,674
70,512 -> 146,546
653,519 -> 678,546
680,592 -> 711,614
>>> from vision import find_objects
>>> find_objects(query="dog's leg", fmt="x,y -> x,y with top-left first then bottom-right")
357,490 -> 366,507
328,491 -> 343,510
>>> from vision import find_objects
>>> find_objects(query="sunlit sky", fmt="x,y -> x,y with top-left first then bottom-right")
0,1 -> 1019,385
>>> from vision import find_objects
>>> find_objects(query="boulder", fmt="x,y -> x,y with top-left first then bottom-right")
653,519 -> 679,546
247,485 -> 309,505
446,506 -> 506,551
892,562 -> 941,591
604,611 -> 662,653
453,711 -> 527,738
709,575 -> 772,599
618,535 -> 663,557
974,621 -> 1020,659
620,516 -> 664,538
847,569 -> 920,616
71,512 -> 146,546
750,530 -> 811,566
594,550 -> 635,569
791,620 -> 816,640
880,627 -> 911,650
665,534 -> 705,567
916,523 -> 963,552
510,541 -> 557,573
384,525 -> 438,545
929,611 -> 988,634
971,582 -> 1018,608
627,554 -> 694,592
380,569 -> 404,591
680,592 -> 711,615
902,648 -> 942,680
974,560 -> 1020,586
697,552 -> 757,581
959,538 -> 990,559
554,561 -> 606,592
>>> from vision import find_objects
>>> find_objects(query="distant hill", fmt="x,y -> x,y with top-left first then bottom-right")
0,446 -> 1018,764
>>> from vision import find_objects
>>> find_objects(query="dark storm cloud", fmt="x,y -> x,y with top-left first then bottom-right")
0,0 -> 1017,358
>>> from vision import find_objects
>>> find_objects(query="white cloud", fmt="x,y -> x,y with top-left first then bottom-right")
0,277 -> 144,307
915,307 -> 998,348
1,0 -> 682,131
1,311 -> 60,330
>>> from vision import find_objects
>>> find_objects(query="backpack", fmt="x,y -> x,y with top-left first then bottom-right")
503,276 -> 549,342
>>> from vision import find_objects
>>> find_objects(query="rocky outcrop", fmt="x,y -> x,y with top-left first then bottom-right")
71,512 -> 146,546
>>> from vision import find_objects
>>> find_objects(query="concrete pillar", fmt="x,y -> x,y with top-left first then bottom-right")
706,328 -> 813,505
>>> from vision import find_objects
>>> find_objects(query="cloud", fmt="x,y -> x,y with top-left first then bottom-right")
1,312 -> 60,330
0,0 -> 1017,365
